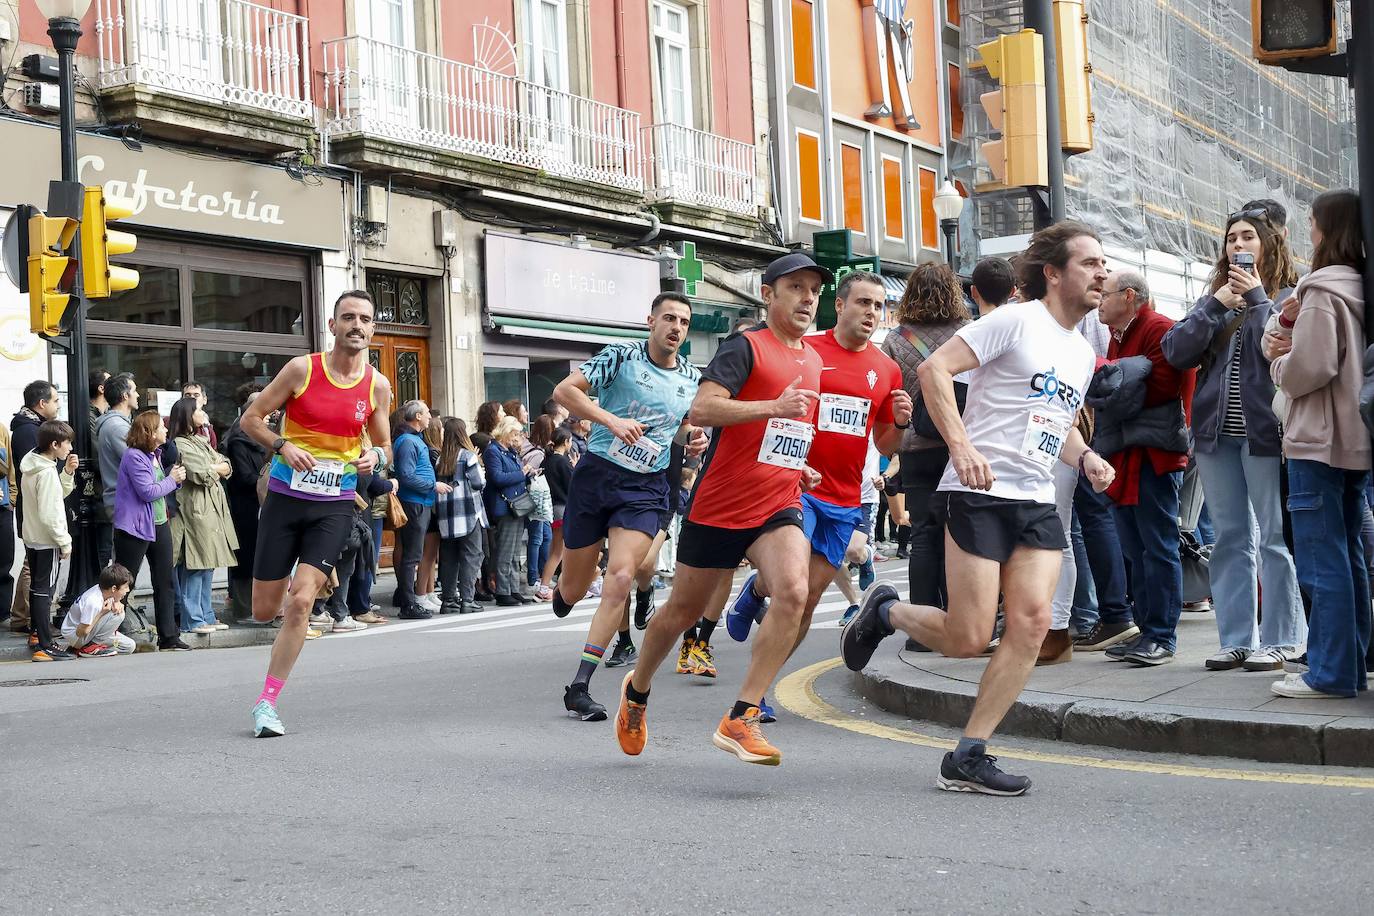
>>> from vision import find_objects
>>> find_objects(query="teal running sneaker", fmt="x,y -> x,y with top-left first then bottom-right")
253,700 -> 285,738
726,573 -> 768,642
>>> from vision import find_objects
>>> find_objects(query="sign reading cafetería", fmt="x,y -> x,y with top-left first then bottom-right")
0,117 -> 345,250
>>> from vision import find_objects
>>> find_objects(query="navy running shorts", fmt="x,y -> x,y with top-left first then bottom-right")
561,453 -> 670,550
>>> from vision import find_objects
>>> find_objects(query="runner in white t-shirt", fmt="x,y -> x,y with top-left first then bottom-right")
841,221 -> 1116,797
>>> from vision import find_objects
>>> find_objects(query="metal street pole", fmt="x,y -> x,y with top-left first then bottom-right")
941,219 -> 959,269
1023,0 -> 1066,227
1353,3 -> 1374,341
49,14 -> 100,608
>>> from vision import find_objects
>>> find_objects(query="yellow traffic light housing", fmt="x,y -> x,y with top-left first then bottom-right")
977,29 -> 1049,191
80,186 -> 139,299
1052,0 -> 1094,154
27,213 -> 78,337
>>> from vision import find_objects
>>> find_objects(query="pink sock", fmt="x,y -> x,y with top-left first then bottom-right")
258,675 -> 285,707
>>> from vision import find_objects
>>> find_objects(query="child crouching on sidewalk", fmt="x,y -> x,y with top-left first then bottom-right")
62,563 -> 136,657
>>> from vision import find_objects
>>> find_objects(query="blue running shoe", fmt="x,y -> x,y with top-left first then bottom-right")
726,574 -> 768,642
839,605 -> 859,628
253,700 -> 285,738
758,697 -> 777,723
858,558 -> 875,592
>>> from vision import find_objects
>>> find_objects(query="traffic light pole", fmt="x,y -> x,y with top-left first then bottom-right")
48,14 -> 100,608
1353,6 -> 1374,341
1023,0 -> 1066,228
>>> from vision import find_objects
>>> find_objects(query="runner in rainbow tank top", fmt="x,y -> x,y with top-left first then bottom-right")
240,290 -> 395,738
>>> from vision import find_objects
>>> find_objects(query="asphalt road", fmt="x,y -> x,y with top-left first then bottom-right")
2,565 -> 1371,915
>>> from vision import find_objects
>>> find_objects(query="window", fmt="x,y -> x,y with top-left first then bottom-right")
652,0 -> 693,127
948,63 -> 963,139
521,0 -> 569,92
358,0 -> 418,124
881,156 -> 904,241
192,273 -> 305,335
791,0 -> 816,90
840,143 -> 866,234
946,0 -> 960,26
796,129 -> 822,224
918,167 -> 939,250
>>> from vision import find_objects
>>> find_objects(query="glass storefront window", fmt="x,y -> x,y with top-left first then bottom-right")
483,367 -> 527,409
192,349 -> 294,440
87,341 -> 185,411
193,272 -> 304,335
90,265 -> 181,326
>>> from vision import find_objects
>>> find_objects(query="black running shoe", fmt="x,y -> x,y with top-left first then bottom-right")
937,751 -> 1031,796
605,638 -> 638,668
633,587 -> 655,630
563,683 -> 607,721
552,589 -> 575,619
840,584 -> 897,672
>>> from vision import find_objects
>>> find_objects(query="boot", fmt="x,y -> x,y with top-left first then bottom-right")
1036,628 -> 1073,666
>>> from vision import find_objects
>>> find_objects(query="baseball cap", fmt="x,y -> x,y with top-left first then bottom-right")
762,252 -> 834,287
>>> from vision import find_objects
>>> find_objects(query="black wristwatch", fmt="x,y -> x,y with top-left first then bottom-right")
271,437 -> 287,454
894,421 -> 909,429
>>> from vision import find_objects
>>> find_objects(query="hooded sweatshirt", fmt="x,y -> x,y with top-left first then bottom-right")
95,408 -> 133,511
19,450 -> 75,551
1270,265 -> 1370,471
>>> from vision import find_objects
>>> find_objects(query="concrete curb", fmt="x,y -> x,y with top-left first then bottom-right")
853,652 -> 1374,767
0,624 -> 279,663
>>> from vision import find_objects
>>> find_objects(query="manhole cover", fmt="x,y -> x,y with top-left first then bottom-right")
0,678 -> 89,687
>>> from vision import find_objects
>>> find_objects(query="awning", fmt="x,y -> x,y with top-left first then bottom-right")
491,316 -> 649,347
881,273 -> 907,302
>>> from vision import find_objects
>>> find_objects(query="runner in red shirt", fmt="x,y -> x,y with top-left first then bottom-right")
613,253 -> 829,766
726,272 -> 911,658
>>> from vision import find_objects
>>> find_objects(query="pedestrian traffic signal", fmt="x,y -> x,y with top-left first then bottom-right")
1251,0 -> 1337,65
977,29 -> 1048,190
27,212 -> 78,337
1052,0 -> 1094,154
80,186 -> 139,299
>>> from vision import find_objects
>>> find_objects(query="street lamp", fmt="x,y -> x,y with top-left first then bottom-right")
36,0 -> 101,611
932,181 -> 963,270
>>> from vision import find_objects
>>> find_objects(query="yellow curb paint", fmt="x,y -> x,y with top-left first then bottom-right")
774,658 -> 1374,789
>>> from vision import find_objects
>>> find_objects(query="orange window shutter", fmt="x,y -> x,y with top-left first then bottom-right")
883,159 -> 904,240
948,64 -> 963,139
947,0 -> 960,26
791,0 -> 816,89
919,169 -> 938,249
797,132 -> 822,222
841,145 -> 865,233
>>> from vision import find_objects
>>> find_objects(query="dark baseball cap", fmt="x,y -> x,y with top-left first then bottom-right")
762,252 -> 834,287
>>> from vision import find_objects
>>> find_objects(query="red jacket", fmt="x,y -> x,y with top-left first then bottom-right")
1103,306 -> 1196,506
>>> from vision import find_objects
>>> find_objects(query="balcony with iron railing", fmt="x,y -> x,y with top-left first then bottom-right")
322,36 -> 643,195
643,123 -> 756,216
94,0 -> 313,152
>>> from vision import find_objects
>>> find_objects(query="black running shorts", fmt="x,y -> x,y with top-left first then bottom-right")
676,507 -> 804,570
254,490 -> 356,581
931,491 -> 1065,564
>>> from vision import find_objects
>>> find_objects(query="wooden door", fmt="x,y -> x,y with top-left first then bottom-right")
369,332 -> 431,568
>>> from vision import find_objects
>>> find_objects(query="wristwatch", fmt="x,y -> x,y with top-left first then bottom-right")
271,437 -> 287,454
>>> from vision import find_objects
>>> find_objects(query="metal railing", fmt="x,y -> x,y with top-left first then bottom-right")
94,0 -> 311,119
323,36 -> 643,192
643,122 -> 755,215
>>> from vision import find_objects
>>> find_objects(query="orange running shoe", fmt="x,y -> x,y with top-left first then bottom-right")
712,707 -> 781,765
615,671 -> 648,756
675,636 -> 694,675
689,639 -> 717,678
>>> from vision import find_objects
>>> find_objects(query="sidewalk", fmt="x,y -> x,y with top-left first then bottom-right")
0,570 -> 406,664
854,609 -> 1374,767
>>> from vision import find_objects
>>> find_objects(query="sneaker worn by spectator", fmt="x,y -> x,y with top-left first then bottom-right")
1270,672 -> 1347,699
1036,628 -> 1073,666
1073,620 -> 1140,652
1122,639 -> 1174,666
1242,646 -> 1292,671
331,616 -> 367,632
1283,653 -> 1309,674
1205,648 -> 1250,670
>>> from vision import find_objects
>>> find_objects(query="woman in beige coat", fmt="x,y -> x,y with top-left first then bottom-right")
168,398 -> 238,634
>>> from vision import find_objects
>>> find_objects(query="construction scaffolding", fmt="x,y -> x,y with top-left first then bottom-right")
953,0 -> 1358,270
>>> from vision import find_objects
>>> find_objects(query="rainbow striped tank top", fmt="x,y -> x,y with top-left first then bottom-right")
267,352 -> 377,502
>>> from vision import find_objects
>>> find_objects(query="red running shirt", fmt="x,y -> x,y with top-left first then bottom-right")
805,330 -> 902,508
687,326 -> 823,529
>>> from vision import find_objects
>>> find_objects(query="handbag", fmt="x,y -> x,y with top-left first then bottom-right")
383,492 -> 408,530
504,489 -> 535,518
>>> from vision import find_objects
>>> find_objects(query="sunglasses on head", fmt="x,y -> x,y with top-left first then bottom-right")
1228,207 -> 1269,224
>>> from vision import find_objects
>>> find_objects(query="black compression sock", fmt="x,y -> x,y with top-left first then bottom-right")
626,682 -> 650,704
730,700 -> 756,719
682,624 -> 697,642
954,736 -> 986,762
696,617 -> 717,644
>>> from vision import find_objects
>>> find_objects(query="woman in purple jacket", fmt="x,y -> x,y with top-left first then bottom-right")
114,410 -> 187,651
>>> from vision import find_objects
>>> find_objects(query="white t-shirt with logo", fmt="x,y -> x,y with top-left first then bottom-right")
937,300 -> 1095,505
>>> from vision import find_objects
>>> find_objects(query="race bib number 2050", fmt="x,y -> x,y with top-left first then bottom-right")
757,418 -> 814,470
290,459 -> 346,497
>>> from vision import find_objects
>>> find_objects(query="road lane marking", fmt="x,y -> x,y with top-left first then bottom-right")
774,658 -> 1374,789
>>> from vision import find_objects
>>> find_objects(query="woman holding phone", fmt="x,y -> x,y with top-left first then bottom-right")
1162,208 -> 1303,673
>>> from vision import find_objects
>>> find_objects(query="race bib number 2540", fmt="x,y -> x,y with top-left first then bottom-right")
290,459 -> 346,497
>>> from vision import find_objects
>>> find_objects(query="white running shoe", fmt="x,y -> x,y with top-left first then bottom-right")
418,593 -> 442,612
330,616 -> 367,632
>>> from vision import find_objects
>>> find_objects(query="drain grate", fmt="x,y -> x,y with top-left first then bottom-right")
0,678 -> 89,687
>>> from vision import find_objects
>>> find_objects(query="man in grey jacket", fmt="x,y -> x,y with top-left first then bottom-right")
94,373 -> 138,567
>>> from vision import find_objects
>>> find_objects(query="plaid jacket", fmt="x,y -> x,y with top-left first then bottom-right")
435,449 -> 488,539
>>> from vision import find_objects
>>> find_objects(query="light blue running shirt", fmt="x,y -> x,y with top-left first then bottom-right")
580,341 -> 701,475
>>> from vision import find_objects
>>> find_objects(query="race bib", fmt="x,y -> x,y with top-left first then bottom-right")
757,418 -> 814,469
607,434 -> 662,474
817,393 -> 871,437
290,459 -> 346,497
1020,412 -> 1070,471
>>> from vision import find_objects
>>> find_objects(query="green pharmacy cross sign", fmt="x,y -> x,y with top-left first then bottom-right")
677,241 -> 704,296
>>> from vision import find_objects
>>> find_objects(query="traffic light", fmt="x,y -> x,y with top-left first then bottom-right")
27,212 -> 78,337
1052,0 -> 1094,154
977,29 -> 1048,190
1252,0 -> 1337,65
80,185 -> 139,299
